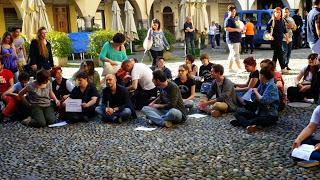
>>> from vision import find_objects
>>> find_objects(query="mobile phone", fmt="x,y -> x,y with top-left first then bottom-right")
297,160 -> 320,168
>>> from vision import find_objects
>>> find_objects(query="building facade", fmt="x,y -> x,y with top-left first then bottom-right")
0,0 -> 311,37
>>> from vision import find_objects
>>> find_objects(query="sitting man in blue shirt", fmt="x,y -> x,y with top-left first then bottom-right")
230,67 -> 279,133
96,74 -> 136,123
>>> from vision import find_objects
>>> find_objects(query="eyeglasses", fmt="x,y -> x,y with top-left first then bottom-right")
178,69 -> 185,72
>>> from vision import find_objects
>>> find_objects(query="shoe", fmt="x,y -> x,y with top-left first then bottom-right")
281,69 -> 288,74
286,67 -> 291,70
21,116 -> 32,126
211,110 -> 221,117
163,120 -> 173,128
246,125 -> 257,133
2,116 -> 12,123
230,119 -> 240,126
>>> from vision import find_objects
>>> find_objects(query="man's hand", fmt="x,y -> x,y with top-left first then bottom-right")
292,139 -> 301,149
198,101 -> 208,111
105,107 -> 114,116
315,143 -> 320,151
81,103 -> 89,108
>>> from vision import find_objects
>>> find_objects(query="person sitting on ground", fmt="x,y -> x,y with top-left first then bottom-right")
185,54 -> 198,78
73,60 -> 101,92
174,64 -> 196,109
141,70 -> 187,128
230,67 -> 279,133
95,74 -> 136,123
19,69 -> 60,128
287,53 -> 318,103
2,72 -> 29,122
199,54 -> 215,93
99,32 -> 127,76
150,56 -> 172,80
260,59 -> 286,111
64,72 -> 100,123
292,106 -> 320,161
234,57 -> 260,100
121,60 -> 158,110
198,64 -> 237,117
0,57 -> 14,122
51,66 -> 74,101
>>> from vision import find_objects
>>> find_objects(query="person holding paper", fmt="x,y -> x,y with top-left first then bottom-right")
198,64 -> 237,117
230,67 -> 279,133
292,106 -> 320,160
95,74 -> 136,123
141,70 -> 187,128
64,72 -> 100,123
19,70 -> 60,128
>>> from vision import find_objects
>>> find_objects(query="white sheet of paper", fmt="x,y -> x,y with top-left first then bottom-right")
65,98 -> 82,112
134,126 -> 156,131
48,121 -> 68,128
291,144 -> 315,161
188,113 -> 208,118
241,89 -> 253,102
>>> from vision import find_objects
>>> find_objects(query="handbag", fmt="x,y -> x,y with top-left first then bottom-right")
263,19 -> 275,41
143,28 -> 153,51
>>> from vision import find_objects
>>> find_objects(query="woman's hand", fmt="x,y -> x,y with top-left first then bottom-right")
315,143 -> 320,151
105,107 -> 114,115
110,61 -> 118,66
55,100 -> 60,107
82,103 -> 89,108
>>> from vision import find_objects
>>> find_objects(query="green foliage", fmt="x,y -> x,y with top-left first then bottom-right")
133,28 -> 148,46
47,31 -> 72,58
87,30 -> 115,58
163,29 -> 176,50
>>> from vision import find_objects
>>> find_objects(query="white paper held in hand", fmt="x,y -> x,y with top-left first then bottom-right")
134,126 -> 156,131
65,98 -> 82,112
241,88 -> 253,102
291,144 -> 315,161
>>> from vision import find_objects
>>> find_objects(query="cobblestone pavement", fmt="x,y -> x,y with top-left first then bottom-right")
1,46 -> 320,179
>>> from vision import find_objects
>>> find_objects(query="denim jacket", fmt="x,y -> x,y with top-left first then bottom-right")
252,79 -> 279,117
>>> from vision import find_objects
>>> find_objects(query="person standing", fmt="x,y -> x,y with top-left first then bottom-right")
304,11 -> 309,48
244,18 -> 255,54
148,19 -> 170,67
0,32 -> 18,82
184,16 -> 195,56
11,26 -> 26,73
208,21 -> 216,49
215,23 -> 221,47
267,7 -> 289,74
141,70 -> 187,128
225,5 -> 242,73
292,9 -> 303,49
307,0 -> 320,53
29,27 -> 54,71
283,7 -> 297,71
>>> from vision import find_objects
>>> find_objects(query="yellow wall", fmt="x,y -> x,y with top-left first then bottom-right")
104,2 -> 112,31
69,4 -> 78,32
0,4 -> 5,35
45,4 -> 54,30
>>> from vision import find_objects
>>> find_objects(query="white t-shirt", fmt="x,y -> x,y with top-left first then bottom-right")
239,21 -> 246,38
208,25 -> 216,35
131,63 -> 155,90
310,106 -> 320,125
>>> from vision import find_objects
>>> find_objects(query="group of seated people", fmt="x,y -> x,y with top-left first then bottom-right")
0,52 -> 319,134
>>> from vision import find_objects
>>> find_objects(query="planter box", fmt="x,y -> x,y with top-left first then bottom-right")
53,57 -> 68,66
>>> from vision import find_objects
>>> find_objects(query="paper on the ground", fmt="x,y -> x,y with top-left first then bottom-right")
134,126 -> 156,131
291,144 -> 315,161
65,98 -> 82,112
48,121 -> 68,128
241,89 -> 253,102
188,113 -> 208,118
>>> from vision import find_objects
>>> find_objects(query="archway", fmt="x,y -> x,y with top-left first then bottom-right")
163,6 -> 174,34
256,0 -> 289,9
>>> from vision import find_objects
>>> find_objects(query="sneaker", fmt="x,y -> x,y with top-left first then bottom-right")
230,119 -> 240,126
211,110 -> 221,117
246,125 -> 257,133
163,120 -> 173,128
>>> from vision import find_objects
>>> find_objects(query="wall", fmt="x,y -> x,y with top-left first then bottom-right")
69,4 -> 78,32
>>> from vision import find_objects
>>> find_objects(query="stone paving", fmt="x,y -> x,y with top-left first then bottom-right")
1,46 -> 320,179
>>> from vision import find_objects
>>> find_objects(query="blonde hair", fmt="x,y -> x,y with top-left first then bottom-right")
37,27 -> 48,58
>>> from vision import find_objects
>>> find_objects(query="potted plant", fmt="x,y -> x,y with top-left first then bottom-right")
163,29 -> 176,60
47,31 -> 72,66
132,28 -> 148,52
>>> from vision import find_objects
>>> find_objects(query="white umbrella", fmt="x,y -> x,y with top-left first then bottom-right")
193,0 -> 208,48
21,0 -> 52,41
124,0 -> 138,52
179,0 -> 186,31
111,0 -> 124,32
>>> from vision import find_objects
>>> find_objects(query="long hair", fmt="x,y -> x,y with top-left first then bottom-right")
36,27 -> 48,58
179,64 -> 191,79
1,32 -> 13,45
272,7 -> 283,21
304,53 -> 319,81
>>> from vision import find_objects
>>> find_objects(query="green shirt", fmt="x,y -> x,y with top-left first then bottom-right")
99,42 -> 127,66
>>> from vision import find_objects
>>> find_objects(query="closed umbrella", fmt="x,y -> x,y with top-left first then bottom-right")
111,0 -> 124,32
179,0 -> 186,31
193,0 -> 208,48
21,0 -> 52,41
124,0 -> 138,53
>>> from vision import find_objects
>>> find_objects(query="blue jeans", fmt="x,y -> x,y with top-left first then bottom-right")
208,34 -> 215,48
95,105 -> 132,122
282,41 -> 292,67
185,36 -> 195,55
215,34 -> 220,46
141,106 -> 183,127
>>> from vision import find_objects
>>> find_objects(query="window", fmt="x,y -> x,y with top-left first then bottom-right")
243,13 -> 258,25
93,11 -> 105,30
261,13 -> 271,26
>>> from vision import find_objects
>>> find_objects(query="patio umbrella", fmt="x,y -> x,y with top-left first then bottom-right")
111,0 -> 124,32
124,0 -> 139,52
193,0 -> 209,48
21,0 -> 52,41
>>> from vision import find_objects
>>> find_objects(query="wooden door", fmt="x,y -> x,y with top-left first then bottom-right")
53,6 -> 69,33
163,7 -> 174,34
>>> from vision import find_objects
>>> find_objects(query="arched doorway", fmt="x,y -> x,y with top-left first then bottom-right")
163,6 -> 174,34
